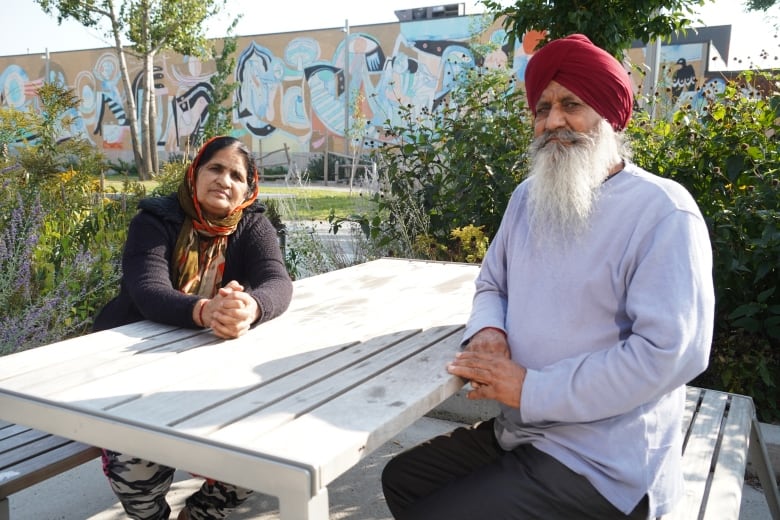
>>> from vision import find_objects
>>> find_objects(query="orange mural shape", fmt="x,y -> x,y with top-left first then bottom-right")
522,30 -> 547,55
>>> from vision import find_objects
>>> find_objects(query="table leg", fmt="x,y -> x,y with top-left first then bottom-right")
278,485 -> 329,519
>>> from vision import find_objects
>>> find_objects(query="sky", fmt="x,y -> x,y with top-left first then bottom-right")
0,0 -> 778,70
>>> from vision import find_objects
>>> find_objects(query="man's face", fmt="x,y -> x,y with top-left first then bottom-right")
533,81 -> 603,138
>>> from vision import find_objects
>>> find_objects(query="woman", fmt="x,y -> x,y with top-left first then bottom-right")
93,136 -> 293,520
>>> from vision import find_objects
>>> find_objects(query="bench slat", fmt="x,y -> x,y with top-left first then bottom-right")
701,394 -> 752,520
0,435 -> 100,498
681,386 -> 702,450
662,389 -> 728,520
0,429 -> 51,457
0,434 -> 74,469
0,425 -> 32,444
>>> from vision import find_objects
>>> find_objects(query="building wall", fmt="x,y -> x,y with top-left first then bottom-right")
0,14 -> 739,163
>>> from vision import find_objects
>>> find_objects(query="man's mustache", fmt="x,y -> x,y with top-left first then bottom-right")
540,129 -> 585,147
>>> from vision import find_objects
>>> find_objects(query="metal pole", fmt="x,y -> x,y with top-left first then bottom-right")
44,48 -> 50,82
324,149 -> 329,185
642,38 -> 661,119
343,19 -> 350,155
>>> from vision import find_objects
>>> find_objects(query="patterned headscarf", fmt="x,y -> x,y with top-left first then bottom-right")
171,136 -> 259,297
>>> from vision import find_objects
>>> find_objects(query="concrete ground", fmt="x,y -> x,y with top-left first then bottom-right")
9,412 -> 777,519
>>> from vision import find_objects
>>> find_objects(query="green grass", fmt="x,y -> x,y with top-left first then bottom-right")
101,175 -> 375,222
102,175 -> 157,192
259,186 -> 376,221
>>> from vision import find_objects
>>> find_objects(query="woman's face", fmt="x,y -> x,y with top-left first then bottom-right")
195,145 -> 250,219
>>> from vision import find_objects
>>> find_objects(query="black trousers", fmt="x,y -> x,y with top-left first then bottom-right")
381,419 -> 649,520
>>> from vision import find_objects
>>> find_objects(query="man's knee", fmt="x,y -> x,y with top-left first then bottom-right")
382,450 -> 405,486
381,451 -> 410,515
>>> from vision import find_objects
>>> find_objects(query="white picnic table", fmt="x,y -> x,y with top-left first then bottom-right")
0,258 -> 479,519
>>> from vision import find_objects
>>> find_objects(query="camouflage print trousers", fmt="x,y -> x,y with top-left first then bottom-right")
102,450 -> 253,520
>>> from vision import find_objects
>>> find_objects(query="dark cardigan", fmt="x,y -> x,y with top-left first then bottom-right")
93,195 -> 292,331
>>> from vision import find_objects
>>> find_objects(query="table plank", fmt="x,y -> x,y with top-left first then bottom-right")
0,390 -> 316,502
242,332 -> 466,488
0,321 -> 179,382
50,335 -> 353,419
1,327 -> 214,394
176,329 -> 420,435
204,326 -> 462,445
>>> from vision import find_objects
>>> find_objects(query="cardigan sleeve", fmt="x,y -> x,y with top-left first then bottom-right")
225,211 -> 293,324
119,210 -> 202,327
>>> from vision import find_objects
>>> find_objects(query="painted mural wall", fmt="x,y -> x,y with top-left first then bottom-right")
627,41 -> 730,120
0,14 -> 737,163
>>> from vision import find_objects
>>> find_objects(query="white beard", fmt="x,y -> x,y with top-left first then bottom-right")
526,119 -> 622,246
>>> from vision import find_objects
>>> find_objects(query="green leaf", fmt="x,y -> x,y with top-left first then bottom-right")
710,105 -> 727,121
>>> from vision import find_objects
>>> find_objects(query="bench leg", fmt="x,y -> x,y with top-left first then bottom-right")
278,486 -> 329,520
749,417 -> 780,520
0,497 -> 8,520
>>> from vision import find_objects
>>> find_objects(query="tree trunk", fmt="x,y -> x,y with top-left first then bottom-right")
107,0 -> 145,179
141,54 -> 154,179
139,7 -> 153,180
150,63 -> 159,175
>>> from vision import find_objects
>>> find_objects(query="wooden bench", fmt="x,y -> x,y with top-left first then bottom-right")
661,386 -> 780,519
0,420 -> 101,520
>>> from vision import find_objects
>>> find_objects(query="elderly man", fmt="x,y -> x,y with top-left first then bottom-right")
381,34 -> 715,519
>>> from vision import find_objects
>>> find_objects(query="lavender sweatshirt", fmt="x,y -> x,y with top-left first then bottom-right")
463,162 -> 715,516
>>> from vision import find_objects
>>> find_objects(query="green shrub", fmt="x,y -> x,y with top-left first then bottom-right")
153,158 -> 188,196
363,65 -> 532,258
0,82 -> 141,352
11,83 -> 104,179
629,71 -> 779,421
260,165 -> 288,180
0,170 -> 132,354
105,158 -> 139,177
305,154 -> 340,182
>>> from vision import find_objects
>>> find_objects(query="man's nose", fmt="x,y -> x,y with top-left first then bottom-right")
545,106 -> 567,130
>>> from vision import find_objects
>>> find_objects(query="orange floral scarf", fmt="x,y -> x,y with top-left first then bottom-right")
171,138 -> 259,297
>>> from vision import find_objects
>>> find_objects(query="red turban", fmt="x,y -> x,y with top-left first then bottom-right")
524,34 -> 633,131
